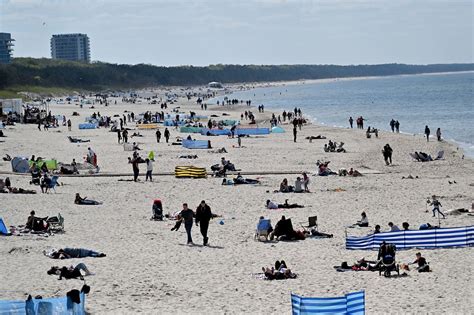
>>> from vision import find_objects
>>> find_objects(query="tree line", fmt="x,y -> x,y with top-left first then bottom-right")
0,58 -> 472,90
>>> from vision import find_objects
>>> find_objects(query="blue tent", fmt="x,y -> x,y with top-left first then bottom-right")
200,129 -> 231,136
235,128 -> 270,135
0,218 -> 9,235
271,126 -> 285,133
78,123 -> 97,129
11,157 -> 30,173
182,140 -> 211,149
0,292 -> 86,314
291,291 -> 365,315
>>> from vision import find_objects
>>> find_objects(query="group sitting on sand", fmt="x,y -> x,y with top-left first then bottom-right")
277,175 -> 310,193
324,140 -> 346,153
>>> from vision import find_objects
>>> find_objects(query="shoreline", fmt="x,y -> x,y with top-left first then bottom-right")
1,85 -> 473,314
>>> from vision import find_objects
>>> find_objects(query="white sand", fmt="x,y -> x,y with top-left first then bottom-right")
1,89 -> 473,314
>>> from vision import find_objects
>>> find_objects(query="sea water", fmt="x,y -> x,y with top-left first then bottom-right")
212,72 -> 474,157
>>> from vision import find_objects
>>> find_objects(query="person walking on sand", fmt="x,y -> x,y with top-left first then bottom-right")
67,119 -> 72,131
129,156 -> 140,182
430,195 -> 445,218
156,129 -> 161,143
180,203 -> 195,245
117,130 -> 122,144
382,144 -> 393,165
145,158 -> 153,182
425,125 -> 430,142
395,120 -> 400,133
164,128 -> 170,143
436,128 -> 442,141
196,200 -> 213,246
349,116 -> 353,128
293,127 -> 297,143
122,129 -> 128,143
390,119 -> 395,132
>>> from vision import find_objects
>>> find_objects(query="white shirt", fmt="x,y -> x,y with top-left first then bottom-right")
146,161 -> 153,171
267,201 -> 278,209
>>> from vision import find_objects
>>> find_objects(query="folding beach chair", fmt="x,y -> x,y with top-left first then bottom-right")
47,213 -> 64,233
48,176 -> 59,193
301,216 -> 318,231
255,219 -> 272,241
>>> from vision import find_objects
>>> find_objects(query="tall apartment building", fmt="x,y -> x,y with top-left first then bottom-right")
0,33 -> 15,64
50,33 -> 90,62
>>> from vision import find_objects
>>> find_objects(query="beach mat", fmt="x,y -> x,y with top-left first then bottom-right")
175,166 -> 207,178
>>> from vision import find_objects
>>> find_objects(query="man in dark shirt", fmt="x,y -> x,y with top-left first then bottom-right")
180,203 -> 195,245
196,200 -> 213,246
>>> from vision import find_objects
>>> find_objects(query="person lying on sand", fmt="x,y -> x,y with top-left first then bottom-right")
1,187 -> 37,194
47,263 -> 93,280
233,173 -> 260,185
46,248 -> 106,259
262,260 -> 297,280
74,193 -> 102,205
266,199 -> 304,209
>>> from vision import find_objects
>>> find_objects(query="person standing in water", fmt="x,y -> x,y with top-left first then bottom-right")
425,125 -> 430,142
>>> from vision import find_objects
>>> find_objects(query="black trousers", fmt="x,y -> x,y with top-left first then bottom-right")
200,221 -> 210,244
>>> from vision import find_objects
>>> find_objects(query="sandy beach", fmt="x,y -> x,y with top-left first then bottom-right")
1,87 -> 473,314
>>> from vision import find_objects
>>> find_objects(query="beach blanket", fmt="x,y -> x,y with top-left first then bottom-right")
346,225 -> 474,250
182,140 -> 210,149
291,291 -> 365,315
175,166 -> 207,178
180,126 -> 202,133
78,123 -> 97,129
137,123 -> 158,130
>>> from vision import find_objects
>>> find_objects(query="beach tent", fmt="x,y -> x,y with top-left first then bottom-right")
180,126 -> 202,133
271,126 -> 285,133
0,291 -> 87,315
0,218 -> 9,235
175,166 -> 207,178
291,291 -> 365,315
163,120 -> 185,126
200,129 -> 231,136
235,128 -> 270,136
78,123 -> 97,129
182,140 -> 211,149
11,157 -> 30,173
346,225 -> 474,250
29,159 -> 58,171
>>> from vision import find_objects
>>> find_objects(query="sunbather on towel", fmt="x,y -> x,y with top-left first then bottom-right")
233,173 -> 260,185
5,187 -> 37,194
266,200 -> 304,209
47,248 -> 106,259
74,193 -> 102,205
47,263 -> 93,280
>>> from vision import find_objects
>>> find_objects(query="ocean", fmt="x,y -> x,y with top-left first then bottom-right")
211,72 -> 474,157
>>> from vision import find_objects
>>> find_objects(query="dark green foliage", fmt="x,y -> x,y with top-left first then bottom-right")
0,58 -> 472,90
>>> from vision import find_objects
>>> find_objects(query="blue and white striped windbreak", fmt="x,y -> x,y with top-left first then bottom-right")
346,226 -> 474,250
291,291 -> 365,315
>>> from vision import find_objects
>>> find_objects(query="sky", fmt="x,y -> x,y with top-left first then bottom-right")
0,0 -> 472,66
